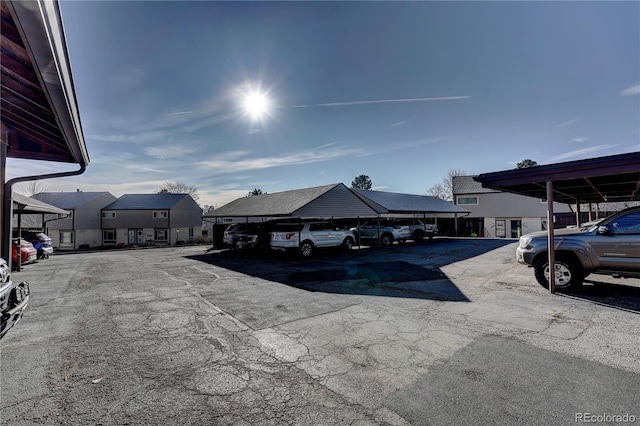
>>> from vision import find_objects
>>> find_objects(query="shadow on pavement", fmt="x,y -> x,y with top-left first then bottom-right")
187,239 -> 514,302
558,278 -> 640,313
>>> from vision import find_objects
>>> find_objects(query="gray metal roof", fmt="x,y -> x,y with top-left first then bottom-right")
207,184 -> 467,219
475,152 -> 640,204
206,183 -> 380,218
32,192 -> 113,209
12,193 -> 69,215
352,189 -> 468,214
452,176 -> 499,195
104,194 -> 191,210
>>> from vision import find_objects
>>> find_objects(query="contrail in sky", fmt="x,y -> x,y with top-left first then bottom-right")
292,96 -> 471,108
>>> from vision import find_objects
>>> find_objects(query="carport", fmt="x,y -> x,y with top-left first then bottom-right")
11,193 -> 69,271
351,188 -> 468,233
1,0 -> 89,266
205,183 -> 467,247
205,183 -> 381,222
475,151 -> 640,292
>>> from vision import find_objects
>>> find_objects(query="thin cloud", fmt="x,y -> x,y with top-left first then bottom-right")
549,144 -> 616,162
195,146 -> 362,175
166,111 -> 194,115
555,118 -> 581,128
316,142 -> 337,149
292,96 -> 471,108
570,137 -> 588,143
391,120 -> 408,127
620,84 -> 640,96
144,146 -> 198,159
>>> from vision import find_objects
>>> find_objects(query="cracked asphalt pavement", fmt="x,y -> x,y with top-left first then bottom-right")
1,239 -> 639,425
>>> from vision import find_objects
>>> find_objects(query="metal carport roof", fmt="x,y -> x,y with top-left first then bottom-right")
351,188 -> 468,215
474,152 -> 640,204
205,183 -> 381,219
12,192 -> 69,215
206,183 -> 467,221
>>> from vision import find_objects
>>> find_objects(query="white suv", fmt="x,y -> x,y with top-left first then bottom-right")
269,221 -> 355,257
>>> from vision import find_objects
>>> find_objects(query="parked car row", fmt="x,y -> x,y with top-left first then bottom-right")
10,232 -> 54,271
222,219 -> 439,257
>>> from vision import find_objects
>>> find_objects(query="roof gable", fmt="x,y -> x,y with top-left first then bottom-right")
207,183 -> 379,218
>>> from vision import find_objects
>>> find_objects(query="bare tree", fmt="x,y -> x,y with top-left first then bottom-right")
157,181 -> 200,201
351,174 -> 372,190
426,168 -> 467,201
15,180 -> 48,196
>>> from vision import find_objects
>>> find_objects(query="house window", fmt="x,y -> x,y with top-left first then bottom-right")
188,227 -> 194,240
153,211 -> 168,218
103,229 -> 117,243
60,231 -> 74,244
457,196 -> 478,205
495,220 -> 506,238
102,211 -> 116,219
154,229 -> 168,241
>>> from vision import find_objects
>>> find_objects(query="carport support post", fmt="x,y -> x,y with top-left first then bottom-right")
546,181 -> 556,293
0,133 -> 7,263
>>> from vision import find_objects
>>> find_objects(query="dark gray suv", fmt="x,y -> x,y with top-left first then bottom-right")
516,206 -> 640,290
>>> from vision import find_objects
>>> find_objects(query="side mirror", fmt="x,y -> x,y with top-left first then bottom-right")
597,225 -> 612,235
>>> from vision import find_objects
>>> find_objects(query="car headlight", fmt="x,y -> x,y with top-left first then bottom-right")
518,236 -> 532,249
0,265 -> 9,284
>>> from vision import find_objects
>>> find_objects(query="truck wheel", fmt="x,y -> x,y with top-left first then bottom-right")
414,230 -> 424,241
299,241 -> 314,258
380,233 -> 393,246
343,236 -> 354,251
533,256 -> 584,290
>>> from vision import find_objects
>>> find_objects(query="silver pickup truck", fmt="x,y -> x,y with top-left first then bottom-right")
516,206 -> 640,290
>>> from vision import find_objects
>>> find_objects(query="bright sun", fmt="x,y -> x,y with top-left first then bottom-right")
243,91 -> 270,119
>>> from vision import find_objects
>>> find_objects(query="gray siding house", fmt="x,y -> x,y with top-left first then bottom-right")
32,191 -> 117,249
101,194 -> 203,246
452,176 -> 572,238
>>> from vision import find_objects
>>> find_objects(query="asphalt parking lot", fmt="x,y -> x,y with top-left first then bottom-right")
1,239 -> 639,425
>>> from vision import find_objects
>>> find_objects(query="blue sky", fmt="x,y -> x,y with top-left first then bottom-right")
7,1 -> 639,208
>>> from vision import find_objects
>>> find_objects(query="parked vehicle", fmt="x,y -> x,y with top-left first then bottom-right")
11,239 -> 38,269
391,219 -> 439,240
0,257 -> 30,340
269,221 -> 355,257
23,233 -> 53,259
223,223 -> 260,249
351,221 -> 412,246
236,223 -> 268,250
517,206 -> 640,290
